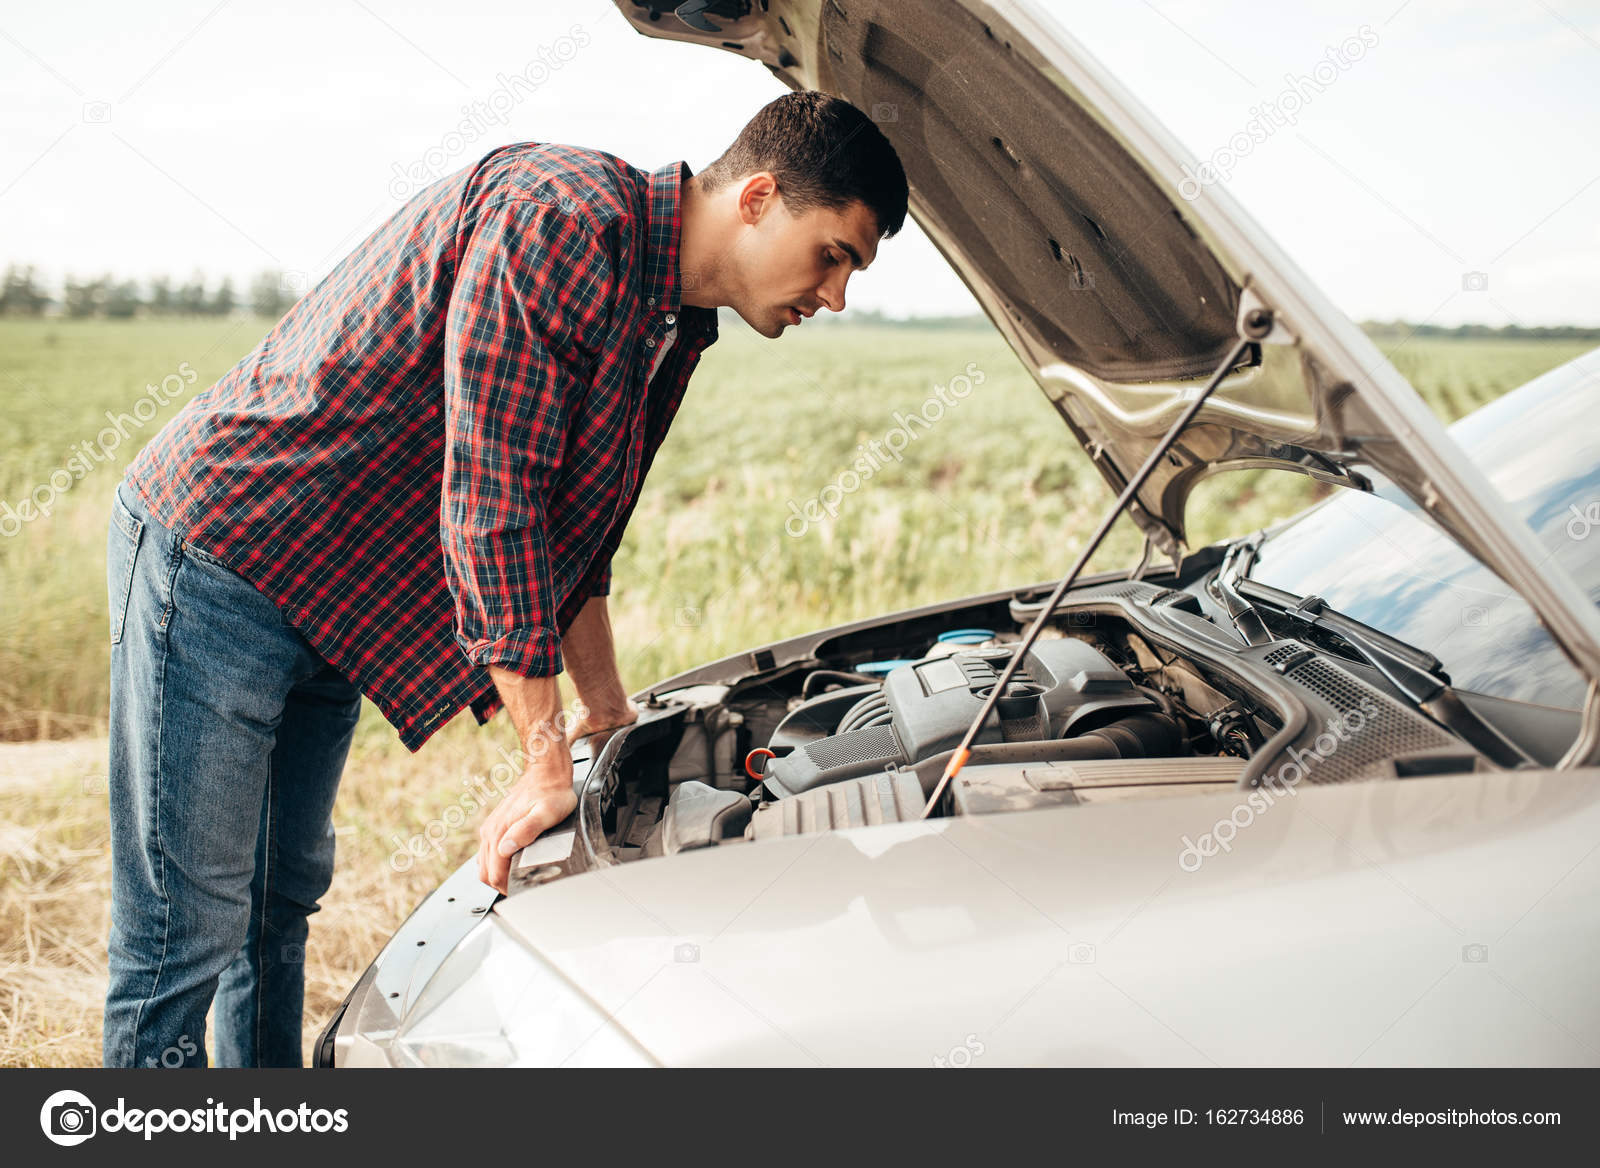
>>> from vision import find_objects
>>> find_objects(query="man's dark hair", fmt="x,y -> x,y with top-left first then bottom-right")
699,91 -> 909,238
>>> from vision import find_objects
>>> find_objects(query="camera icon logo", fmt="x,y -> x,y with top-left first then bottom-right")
673,942 -> 700,964
870,102 -> 899,123
40,1089 -> 97,1146
279,270 -> 309,295
674,604 -> 702,627
1067,942 -> 1097,965
281,942 -> 305,964
82,101 -> 111,124
1461,605 -> 1489,628
1461,943 -> 1490,963
1461,271 -> 1489,292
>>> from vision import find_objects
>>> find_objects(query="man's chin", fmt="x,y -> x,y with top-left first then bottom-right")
732,304 -> 789,339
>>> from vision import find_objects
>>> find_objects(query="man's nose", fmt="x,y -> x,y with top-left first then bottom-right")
817,269 -> 849,313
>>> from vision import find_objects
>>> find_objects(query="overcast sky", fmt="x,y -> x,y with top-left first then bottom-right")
2,0 -> 1597,325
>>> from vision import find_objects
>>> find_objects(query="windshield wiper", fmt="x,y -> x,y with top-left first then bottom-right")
1236,579 -> 1532,768
1210,537 -> 1273,645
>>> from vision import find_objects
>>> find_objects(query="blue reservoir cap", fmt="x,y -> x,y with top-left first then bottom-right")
856,658 -> 919,676
935,628 -> 995,645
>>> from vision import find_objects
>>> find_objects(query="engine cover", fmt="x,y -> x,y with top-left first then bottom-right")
762,638 -> 1151,798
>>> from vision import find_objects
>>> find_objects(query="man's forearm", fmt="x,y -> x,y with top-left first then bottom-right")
560,595 -> 631,720
487,666 -> 568,762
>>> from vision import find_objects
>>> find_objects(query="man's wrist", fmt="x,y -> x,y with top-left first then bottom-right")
519,752 -> 575,791
574,687 -> 632,723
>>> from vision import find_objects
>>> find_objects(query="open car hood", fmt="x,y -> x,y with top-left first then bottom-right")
611,0 -> 1600,687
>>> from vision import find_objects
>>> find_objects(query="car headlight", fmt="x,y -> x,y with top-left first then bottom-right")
385,915 -> 655,1068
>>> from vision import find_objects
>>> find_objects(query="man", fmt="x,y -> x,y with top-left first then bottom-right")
103,90 -> 908,1067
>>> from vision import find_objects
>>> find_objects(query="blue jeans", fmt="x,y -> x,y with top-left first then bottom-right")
103,481 -> 361,1067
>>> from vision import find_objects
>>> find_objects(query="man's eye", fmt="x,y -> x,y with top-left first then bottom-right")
824,250 -> 839,266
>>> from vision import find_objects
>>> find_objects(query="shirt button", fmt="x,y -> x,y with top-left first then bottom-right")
645,337 -> 656,348
647,296 -> 656,306
664,312 -> 676,325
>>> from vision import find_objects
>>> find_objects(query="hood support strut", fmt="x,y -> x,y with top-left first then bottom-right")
922,308 -> 1274,817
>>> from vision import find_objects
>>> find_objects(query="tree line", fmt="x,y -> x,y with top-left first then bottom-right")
1358,319 -> 1600,341
0,265 -> 303,319
4,264 -> 1597,339
792,307 -> 1600,339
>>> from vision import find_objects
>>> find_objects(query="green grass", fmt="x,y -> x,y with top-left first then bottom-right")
0,318 -> 1591,740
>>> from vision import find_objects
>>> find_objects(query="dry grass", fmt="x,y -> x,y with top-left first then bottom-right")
0,712 -> 527,1067
0,741 -> 110,1065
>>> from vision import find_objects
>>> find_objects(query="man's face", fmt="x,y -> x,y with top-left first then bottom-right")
724,175 -> 880,338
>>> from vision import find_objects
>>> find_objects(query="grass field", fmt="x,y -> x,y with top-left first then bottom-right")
0,315 -> 1591,1065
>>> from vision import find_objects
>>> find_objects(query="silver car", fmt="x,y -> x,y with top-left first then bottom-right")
316,0 -> 1600,1067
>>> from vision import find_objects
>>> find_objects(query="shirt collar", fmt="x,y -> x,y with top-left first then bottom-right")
644,161 -> 692,316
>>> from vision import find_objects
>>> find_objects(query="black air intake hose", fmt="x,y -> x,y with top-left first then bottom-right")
1075,711 -> 1184,758
905,711 -> 1191,801
801,669 -> 880,698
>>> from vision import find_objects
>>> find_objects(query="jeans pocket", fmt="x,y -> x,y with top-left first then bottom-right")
178,536 -> 299,629
180,539 -> 233,572
107,490 -> 145,645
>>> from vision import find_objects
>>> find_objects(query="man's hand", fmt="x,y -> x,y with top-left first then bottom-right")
477,667 -> 577,895
473,689 -> 633,895
475,601 -> 635,893
476,754 -> 576,895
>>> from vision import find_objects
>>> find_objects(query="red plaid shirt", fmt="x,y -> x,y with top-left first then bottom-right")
128,144 -> 717,750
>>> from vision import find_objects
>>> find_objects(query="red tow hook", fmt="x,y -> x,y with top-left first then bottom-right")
744,748 -> 776,781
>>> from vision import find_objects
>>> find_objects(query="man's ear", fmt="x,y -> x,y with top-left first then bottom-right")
736,171 -> 780,226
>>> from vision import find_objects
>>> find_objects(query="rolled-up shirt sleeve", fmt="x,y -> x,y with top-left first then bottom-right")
440,197 -> 614,677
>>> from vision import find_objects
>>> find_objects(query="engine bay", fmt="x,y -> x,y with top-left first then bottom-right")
634,623 -> 1251,856
526,572 -> 1494,882
762,637 -> 1169,797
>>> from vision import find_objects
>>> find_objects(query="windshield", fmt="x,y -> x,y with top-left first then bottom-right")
1247,351 -> 1600,710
